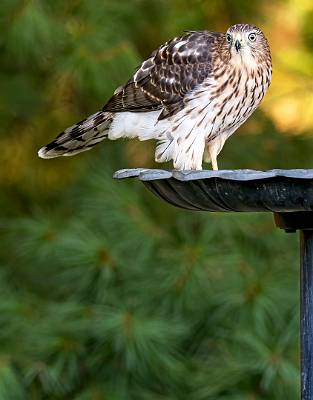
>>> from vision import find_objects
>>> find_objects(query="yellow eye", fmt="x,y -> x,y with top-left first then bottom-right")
248,32 -> 257,42
226,33 -> 232,43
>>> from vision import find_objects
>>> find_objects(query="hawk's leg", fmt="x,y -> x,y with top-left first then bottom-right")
211,155 -> 219,171
206,134 -> 228,171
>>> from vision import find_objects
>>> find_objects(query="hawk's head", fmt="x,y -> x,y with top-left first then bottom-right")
224,24 -> 271,67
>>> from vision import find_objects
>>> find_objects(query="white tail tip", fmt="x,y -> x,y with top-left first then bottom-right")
37,147 -> 55,159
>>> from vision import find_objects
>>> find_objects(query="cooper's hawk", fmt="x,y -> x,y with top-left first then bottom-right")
38,24 -> 272,170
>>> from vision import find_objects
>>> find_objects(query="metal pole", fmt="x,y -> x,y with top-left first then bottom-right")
300,230 -> 313,399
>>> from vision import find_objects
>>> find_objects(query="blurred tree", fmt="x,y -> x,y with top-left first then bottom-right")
0,0 -> 312,398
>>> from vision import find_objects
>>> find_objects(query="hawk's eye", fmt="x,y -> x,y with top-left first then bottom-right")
248,32 -> 257,42
226,33 -> 232,43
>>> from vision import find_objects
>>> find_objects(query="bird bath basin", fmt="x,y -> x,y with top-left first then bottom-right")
114,168 -> 313,399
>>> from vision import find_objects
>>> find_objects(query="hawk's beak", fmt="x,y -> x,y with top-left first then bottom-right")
235,40 -> 241,52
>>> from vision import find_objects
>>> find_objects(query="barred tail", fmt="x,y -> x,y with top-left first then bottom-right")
38,111 -> 113,159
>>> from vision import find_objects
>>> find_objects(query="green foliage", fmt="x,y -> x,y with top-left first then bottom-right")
0,0 -> 312,398
0,164 -> 301,398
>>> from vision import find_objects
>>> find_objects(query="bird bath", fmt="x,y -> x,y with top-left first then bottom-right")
114,168 -> 313,400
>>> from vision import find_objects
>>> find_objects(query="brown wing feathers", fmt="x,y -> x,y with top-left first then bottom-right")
104,31 -> 220,119
39,31 -> 221,158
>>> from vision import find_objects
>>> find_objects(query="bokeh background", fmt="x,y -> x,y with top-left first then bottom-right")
1,0 -> 313,398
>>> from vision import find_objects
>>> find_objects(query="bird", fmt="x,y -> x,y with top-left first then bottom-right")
38,23 -> 272,170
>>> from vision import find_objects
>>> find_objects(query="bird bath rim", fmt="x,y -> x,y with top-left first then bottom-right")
113,168 -> 313,213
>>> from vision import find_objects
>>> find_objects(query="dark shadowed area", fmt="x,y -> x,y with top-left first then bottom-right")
1,0 -> 313,398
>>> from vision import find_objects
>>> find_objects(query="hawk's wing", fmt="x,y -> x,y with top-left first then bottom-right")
103,31 -> 223,120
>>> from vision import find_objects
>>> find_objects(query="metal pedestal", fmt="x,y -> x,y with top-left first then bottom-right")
275,212 -> 313,400
300,230 -> 313,399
